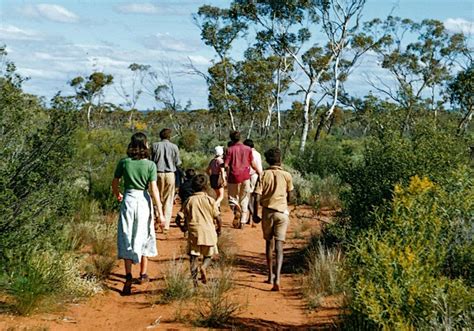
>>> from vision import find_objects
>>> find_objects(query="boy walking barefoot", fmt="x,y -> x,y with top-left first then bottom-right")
252,148 -> 293,291
176,174 -> 222,286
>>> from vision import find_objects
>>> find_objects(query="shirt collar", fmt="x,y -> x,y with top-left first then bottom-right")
193,191 -> 206,196
268,165 -> 283,170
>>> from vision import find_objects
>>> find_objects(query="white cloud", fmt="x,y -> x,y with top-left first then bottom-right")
142,32 -> 199,52
0,25 -> 42,41
187,55 -> 211,66
116,3 -> 161,15
20,4 -> 79,23
444,18 -> 474,35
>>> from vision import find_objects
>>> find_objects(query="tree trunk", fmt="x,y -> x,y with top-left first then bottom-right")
457,106 -> 473,135
315,57 -> 341,141
299,84 -> 314,153
86,103 -> 93,129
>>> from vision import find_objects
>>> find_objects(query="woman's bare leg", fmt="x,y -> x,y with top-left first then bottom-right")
140,256 -> 148,275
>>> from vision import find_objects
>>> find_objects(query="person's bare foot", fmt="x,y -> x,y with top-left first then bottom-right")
200,267 -> 207,284
271,284 -> 280,291
264,274 -> 274,284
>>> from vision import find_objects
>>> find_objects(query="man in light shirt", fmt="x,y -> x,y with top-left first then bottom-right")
151,128 -> 181,233
243,139 -> 263,227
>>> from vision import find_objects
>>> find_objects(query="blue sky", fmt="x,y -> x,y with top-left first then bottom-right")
1,0 -> 473,109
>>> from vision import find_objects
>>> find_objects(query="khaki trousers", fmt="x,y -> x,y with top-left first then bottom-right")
228,179 -> 251,223
157,172 -> 175,230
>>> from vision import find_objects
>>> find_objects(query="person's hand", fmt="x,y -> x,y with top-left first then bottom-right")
252,215 -> 261,224
158,214 -> 166,229
116,193 -> 123,202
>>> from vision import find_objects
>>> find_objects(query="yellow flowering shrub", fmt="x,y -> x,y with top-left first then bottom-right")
349,172 -> 473,329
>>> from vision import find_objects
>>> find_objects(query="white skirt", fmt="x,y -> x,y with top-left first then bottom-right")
117,189 -> 157,263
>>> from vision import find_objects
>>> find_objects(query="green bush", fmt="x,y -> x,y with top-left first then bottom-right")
290,137 -> 360,178
178,129 -> 201,152
349,175 -> 473,329
5,250 -> 101,315
284,166 -> 341,208
180,150 -> 210,172
340,116 -> 470,235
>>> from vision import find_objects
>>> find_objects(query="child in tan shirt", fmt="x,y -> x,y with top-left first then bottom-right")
253,148 -> 293,291
176,174 -> 222,285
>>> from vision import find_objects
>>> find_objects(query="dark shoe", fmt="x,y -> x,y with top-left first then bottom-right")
271,284 -> 280,291
139,274 -> 149,284
122,274 -> 133,295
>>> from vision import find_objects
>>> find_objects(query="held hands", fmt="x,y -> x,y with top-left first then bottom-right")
116,193 -> 123,202
252,215 -> 262,224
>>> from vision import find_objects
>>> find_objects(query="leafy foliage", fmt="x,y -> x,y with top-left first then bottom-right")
349,175 -> 473,329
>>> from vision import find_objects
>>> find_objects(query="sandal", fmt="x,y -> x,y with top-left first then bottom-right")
139,274 -> 149,284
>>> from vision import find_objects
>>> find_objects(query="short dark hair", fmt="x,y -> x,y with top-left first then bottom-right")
243,139 -> 254,148
127,132 -> 150,160
185,168 -> 195,179
264,147 -> 281,166
191,174 -> 207,192
160,128 -> 172,140
229,131 -> 241,143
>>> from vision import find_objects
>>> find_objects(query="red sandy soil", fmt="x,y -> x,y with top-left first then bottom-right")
0,202 -> 342,330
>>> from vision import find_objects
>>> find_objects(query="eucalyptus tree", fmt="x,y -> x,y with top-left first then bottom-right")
364,17 -> 468,135
233,52 -> 282,138
115,63 -> 150,129
448,65 -> 474,135
70,72 -> 113,129
233,0 -> 372,150
313,0 -> 381,141
193,4 -> 247,130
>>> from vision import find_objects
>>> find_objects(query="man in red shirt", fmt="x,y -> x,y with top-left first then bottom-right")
225,131 -> 262,228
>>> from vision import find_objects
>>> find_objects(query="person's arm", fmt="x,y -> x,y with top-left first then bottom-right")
252,193 -> 261,223
175,211 -> 187,233
175,145 -> 182,167
220,164 -> 227,186
251,159 -> 263,177
287,191 -> 293,204
215,215 -> 222,236
112,177 -> 123,202
149,180 -> 166,227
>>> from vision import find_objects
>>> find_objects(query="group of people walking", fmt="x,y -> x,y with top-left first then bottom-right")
112,129 -> 293,295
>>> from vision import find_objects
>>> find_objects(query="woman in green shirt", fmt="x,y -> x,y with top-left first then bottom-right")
112,132 -> 165,295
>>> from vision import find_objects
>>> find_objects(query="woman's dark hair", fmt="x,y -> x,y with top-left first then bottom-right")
192,174 -> 208,192
127,132 -> 150,159
160,128 -> 172,140
264,147 -> 281,166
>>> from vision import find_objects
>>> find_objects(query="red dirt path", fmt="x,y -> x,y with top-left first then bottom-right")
0,202 -> 341,330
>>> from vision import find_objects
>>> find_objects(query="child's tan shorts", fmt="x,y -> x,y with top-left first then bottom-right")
188,235 -> 218,257
262,208 -> 289,242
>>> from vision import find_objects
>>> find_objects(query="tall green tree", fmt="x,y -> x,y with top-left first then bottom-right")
70,72 -> 113,129
448,65 -> 474,135
194,5 -> 247,130
1,53 -> 79,259
364,17 -> 468,134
